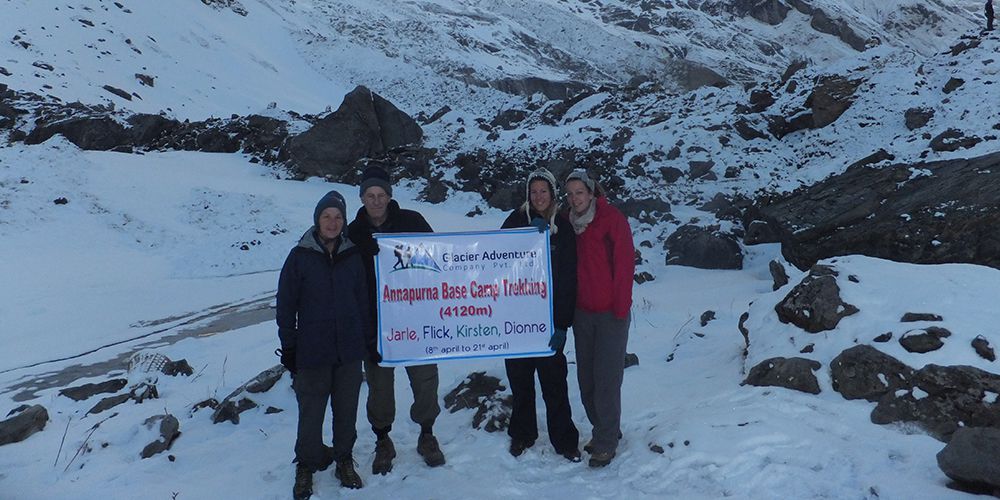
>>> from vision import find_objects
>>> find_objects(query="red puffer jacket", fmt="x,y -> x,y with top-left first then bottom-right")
574,197 -> 635,319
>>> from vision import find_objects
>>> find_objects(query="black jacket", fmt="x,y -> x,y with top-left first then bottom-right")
348,200 -> 434,351
501,208 -> 577,330
276,229 -> 370,368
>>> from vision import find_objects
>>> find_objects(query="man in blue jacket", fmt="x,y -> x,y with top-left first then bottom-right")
276,190 -> 369,499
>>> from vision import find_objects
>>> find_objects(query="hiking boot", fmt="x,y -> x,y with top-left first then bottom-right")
335,460 -> 363,489
417,433 -> 446,467
293,465 -> 313,500
508,439 -> 534,457
560,448 -> 582,463
588,451 -> 616,468
372,436 -> 396,475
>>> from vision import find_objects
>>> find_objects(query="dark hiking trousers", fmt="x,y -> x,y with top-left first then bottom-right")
364,361 -> 440,431
294,360 -> 363,469
574,309 -> 630,455
505,351 -> 579,453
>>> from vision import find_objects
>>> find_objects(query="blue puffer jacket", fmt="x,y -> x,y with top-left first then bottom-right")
276,228 -> 370,368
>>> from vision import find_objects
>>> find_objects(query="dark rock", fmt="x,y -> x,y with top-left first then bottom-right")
420,105 -> 451,125
738,311 -> 750,347
748,89 -> 776,112
129,383 -> 159,403
244,365 -> 286,394
650,443 -> 665,454
490,109 -> 527,130
929,128 -> 981,152
800,344 -> 814,354
127,114 -> 180,146
766,112 -> 814,139
211,365 -> 284,424
699,311 -> 716,327
972,336 -> 996,362
444,372 -> 510,432
744,357 -> 821,394
743,219 -> 782,245
808,75 -> 863,128
60,379 -> 128,401
936,427 -> 1000,493
755,151 -> 1000,270
421,177 -> 448,204
831,345 -> 913,401
87,394 -> 130,415
134,73 -> 155,87
633,271 -> 654,284
665,225 -> 743,270
697,193 -> 733,215
287,86 -> 422,179
490,77 -> 590,101
872,364 -> 1000,441
162,359 -> 193,376
780,60 -> 808,85
26,117 -> 130,150
659,166 -> 684,183
619,198 -> 671,220
0,405 -> 48,446
687,160 -> 715,179
873,332 -> 893,343
140,414 -> 180,458
102,85 -> 132,101
943,78 -> 965,94
734,118 -> 768,141
904,107 -> 934,130
851,149 -> 894,169
899,327 -> 951,354
212,397 -> 258,425
775,265 -> 858,333
53,197 -> 68,205
265,406 -> 283,414
808,8 -> 867,51
624,353 -> 640,368
769,260 -> 789,290
901,313 -> 943,322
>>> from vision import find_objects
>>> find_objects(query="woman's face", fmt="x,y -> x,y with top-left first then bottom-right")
565,179 -> 594,215
529,179 -> 553,213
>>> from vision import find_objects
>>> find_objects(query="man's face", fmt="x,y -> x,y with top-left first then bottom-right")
566,179 -> 594,215
362,186 -> 390,222
318,207 -> 344,240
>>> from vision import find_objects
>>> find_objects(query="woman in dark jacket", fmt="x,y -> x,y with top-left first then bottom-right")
276,190 -> 369,499
563,170 -> 635,468
500,168 -> 581,462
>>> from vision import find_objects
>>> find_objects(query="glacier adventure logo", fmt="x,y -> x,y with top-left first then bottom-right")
390,243 -> 442,273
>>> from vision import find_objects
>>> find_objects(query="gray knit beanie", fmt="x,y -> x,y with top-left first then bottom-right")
313,190 -> 347,228
565,169 -> 596,193
359,166 -> 393,198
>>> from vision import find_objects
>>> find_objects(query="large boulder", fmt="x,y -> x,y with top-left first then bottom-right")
774,265 -> 858,333
755,151 -> 1000,270
25,116 -> 130,150
286,86 -> 423,178
0,405 -> 48,446
807,75 -> 864,128
830,345 -> 913,401
936,427 -> 1000,494
744,357 -> 821,394
665,225 -> 743,270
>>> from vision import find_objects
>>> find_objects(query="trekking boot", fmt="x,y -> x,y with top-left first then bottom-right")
560,448 -> 582,463
293,465 -> 313,500
508,439 -> 534,457
417,432 -> 446,467
588,450 -> 616,468
372,435 -> 396,475
334,460 -> 363,489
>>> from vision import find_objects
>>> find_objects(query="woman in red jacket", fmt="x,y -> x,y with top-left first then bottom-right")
564,169 -> 635,468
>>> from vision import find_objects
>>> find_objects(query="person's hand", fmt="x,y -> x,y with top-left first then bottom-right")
277,346 -> 297,374
366,238 -> 381,256
548,328 -> 567,352
530,217 -> 549,233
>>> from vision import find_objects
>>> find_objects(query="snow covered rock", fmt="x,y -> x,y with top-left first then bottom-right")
0,404 -> 48,446
774,264 -> 858,333
443,372 -> 510,432
140,414 -> 180,459
744,356 -> 822,394
830,345 -> 913,402
59,379 -> 128,402
665,225 -> 743,270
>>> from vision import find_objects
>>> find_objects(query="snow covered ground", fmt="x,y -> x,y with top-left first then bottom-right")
0,142 -> 985,499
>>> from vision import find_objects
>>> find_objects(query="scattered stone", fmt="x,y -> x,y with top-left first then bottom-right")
0,405 -> 48,446
744,357 -> 821,394
830,345 -> 912,401
102,84 -> 132,101
900,313 -> 943,322
53,197 -> 68,205
808,75 -> 864,128
929,128 -> 981,152
972,336 -> 996,362
899,327 -> 951,354
738,311 -> 750,348
687,160 -> 715,180
244,365 -> 286,394
265,406 -> 283,414
699,311 -> 716,327
212,397 -> 258,425
774,265 -> 858,333
769,260 -> 789,290
60,379 -> 128,402
87,394 -> 130,415
162,359 -> 193,376
873,332 -> 893,343
140,414 -> 180,459
130,382 -> 159,403
624,353 -> 640,368
942,78 -> 965,94
904,107 -> 934,130
444,372 -> 510,432
800,344 -> 814,354
936,427 -> 1000,494
633,271 -> 654,284
649,443 -> 665,454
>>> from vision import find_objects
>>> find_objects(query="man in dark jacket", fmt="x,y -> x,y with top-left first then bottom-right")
347,166 -> 445,475
276,190 -> 369,498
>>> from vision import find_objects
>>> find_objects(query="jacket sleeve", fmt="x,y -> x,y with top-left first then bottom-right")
414,212 -> 434,233
354,253 -> 375,352
610,209 -> 635,320
553,217 -> 577,330
275,249 -> 300,348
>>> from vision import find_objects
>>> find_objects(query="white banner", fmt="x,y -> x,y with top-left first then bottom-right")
374,228 -> 555,366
